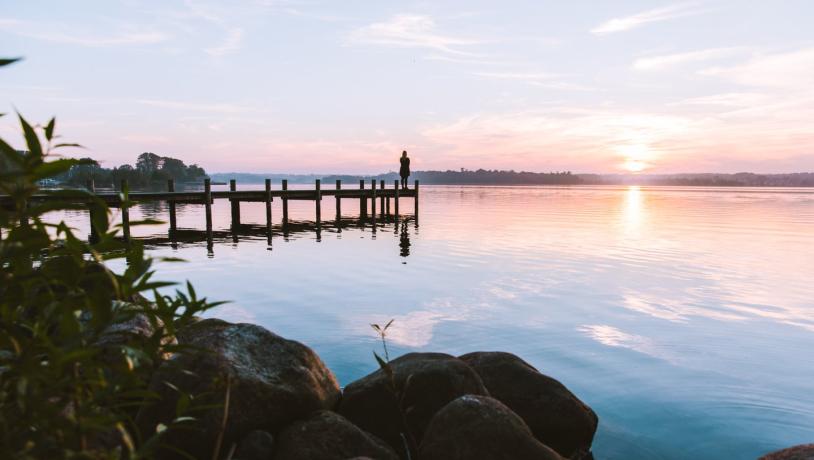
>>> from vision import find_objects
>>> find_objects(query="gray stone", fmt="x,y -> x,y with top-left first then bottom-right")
459,351 -> 597,458
419,395 -> 563,460
275,410 -> 399,460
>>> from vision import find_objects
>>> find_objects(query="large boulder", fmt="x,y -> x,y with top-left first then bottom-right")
760,444 -> 814,459
459,351 -> 597,457
233,430 -> 274,460
338,352 -> 489,457
136,319 -> 340,459
274,410 -> 400,460
419,395 -> 563,460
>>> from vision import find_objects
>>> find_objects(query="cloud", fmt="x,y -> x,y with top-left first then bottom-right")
136,99 -> 261,114
205,28 -> 244,56
633,47 -> 743,71
474,71 -> 595,91
0,18 -> 168,46
591,3 -> 701,35
700,47 -> 814,89
347,14 -> 480,55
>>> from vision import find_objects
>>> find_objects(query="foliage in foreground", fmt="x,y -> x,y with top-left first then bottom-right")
0,58 -> 221,459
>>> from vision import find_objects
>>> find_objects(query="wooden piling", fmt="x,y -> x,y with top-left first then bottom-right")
121,180 -> 130,241
167,179 -> 177,234
265,179 -> 272,244
335,179 -> 341,218
204,178 -> 213,247
230,179 -> 240,228
359,179 -> 366,217
414,180 -> 420,218
371,179 -> 377,232
86,179 -> 98,243
315,179 -> 322,226
394,179 -> 399,218
282,179 -> 289,225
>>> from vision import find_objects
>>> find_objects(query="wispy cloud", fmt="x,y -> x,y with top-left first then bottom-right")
205,28 -> 244,56
136,99 -> 262,114
700,47 -> 814,89
474,71 -> 595,91
0,18 -> 168,46
591,3 -> 702,35
348,14 -> 481,55
633,47 -> 743,71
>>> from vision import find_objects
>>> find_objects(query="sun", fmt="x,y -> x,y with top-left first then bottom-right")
623,159 -> 647,172
617,143 -> 653,173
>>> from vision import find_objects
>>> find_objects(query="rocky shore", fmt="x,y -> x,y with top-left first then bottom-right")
131,318 -> 598,460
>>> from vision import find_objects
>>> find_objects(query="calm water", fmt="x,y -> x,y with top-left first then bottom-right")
58,185 -> 814,459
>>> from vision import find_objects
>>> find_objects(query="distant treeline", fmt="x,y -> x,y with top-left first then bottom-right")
56,152 -> 207,188
583,172 -> 814,187
211,169 -> 582,185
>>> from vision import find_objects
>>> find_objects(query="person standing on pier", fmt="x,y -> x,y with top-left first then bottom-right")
399,150 -> 411,189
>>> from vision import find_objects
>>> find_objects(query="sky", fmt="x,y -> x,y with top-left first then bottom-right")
2,0 -> 814,174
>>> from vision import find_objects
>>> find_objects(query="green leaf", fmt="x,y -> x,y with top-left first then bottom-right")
53,142 -> 84,149
44,117 -> 55,141
0,57 -> 22,67
32,158 -> 79,180
17,112 -> 43,158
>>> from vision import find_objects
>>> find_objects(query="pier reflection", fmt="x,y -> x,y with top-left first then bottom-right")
135,214 -> 416,257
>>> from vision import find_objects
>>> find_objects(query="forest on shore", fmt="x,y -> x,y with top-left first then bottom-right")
53,152 -> 207,187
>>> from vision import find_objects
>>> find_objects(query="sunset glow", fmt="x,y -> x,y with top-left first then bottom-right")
2,2 -> 813,173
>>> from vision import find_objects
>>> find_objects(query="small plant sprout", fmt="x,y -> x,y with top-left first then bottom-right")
370,319 -> 394,362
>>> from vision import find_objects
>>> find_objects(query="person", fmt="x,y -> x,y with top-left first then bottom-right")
399,150 -> 410,189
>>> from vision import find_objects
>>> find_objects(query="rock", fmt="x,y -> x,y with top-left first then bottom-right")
136,318 -> 340,460
233,430 -> 274,460
459,351 -> 597,457
274,410 -> 399,460
338,352 -> 489,456
760,444 -> 814,460
419,395 -> 563,460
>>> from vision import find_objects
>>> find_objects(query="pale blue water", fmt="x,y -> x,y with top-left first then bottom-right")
62,185 -> 814,459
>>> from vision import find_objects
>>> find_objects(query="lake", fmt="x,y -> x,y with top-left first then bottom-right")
58,184 -> 814,459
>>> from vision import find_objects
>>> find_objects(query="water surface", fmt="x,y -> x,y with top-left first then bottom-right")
58,185 -> 814,459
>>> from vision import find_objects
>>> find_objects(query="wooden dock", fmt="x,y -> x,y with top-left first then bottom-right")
2,178 -> 419,247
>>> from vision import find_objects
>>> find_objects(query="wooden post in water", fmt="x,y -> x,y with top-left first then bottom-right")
86,179 -> 98,243
265,179 -> 272,244
282,179 -> 289,225
379,180 -> 385,215
359,179 -> 366,217
335,179 -> 341,218
394,179 -> 400,218
230,179 -> 240,228
385,180 -> 391,216
371,179 -> 377,232
120,180 -> 130,241
315,179 -> 322,226
414,180 -> 419,218
204,178 -> 213,247
167,179 -> 177,235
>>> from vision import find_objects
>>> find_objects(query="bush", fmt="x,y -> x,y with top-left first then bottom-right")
0,58 -> 221,459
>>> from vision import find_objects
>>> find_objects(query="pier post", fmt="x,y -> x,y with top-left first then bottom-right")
380,180 -> 385,215
282,179 -> 289,225
315,179 -> 322,226
394,179 -> 399,218
204,178 -> 213,247
359,179 -> 366,217
335,179 -> 341,219
414,180 -> 419,218
86,179 -> 98,243
265,179 -> 272,245
167,179 -> 177,235
230,179 -> 240,228
120,180 -> 130,242
371,179 -> 377,232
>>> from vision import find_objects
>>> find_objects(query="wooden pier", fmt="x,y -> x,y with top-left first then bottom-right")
1,178 -> 419,247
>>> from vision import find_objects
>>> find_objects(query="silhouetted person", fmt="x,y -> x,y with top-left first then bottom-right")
399,150 -> 410,190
